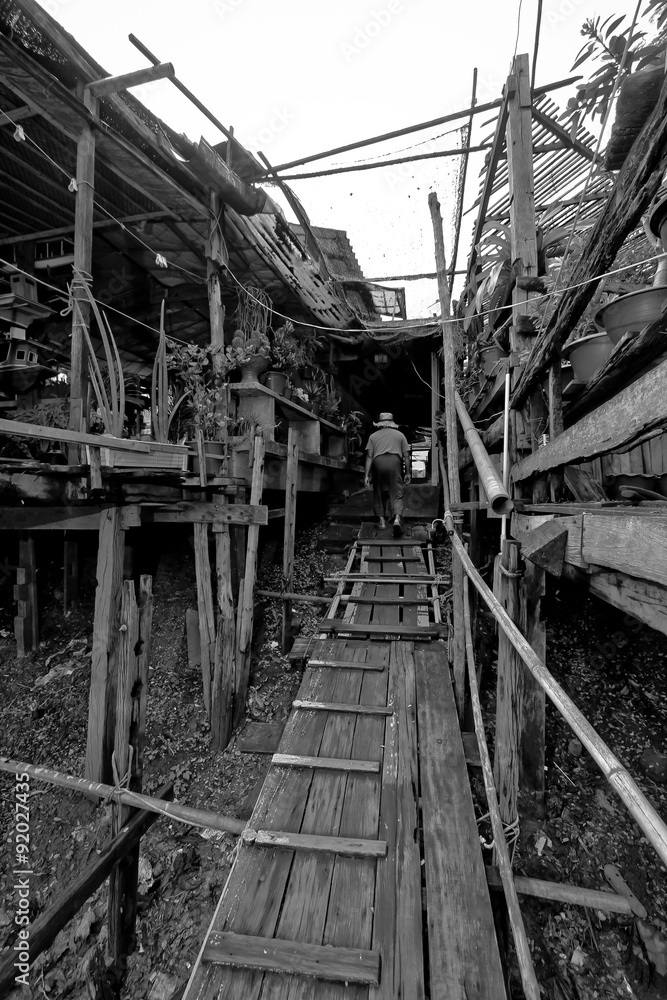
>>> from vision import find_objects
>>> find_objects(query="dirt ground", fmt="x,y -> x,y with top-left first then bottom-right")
0,521 -> 666,999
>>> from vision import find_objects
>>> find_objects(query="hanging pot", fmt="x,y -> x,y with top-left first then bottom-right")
262,370 -> 288,395
561,332 -> 613,382
238,353 -> 270,384
595,287 -> 667,345
479,343 -> 509,377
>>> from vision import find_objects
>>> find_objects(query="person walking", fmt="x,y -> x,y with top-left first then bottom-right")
364,412 -> 410,535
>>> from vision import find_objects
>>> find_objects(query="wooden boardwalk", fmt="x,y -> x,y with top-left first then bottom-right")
183,525 -> 506,1000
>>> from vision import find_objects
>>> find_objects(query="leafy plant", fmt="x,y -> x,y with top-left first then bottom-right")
269,321 -> 301,372
319,383 -> 342,424
151,301 -> 188,442
167,340 -> 230,440
2,398 -> 69,460
342,409 -> 365,452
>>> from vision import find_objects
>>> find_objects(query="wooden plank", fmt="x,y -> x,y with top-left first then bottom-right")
485,866 -> 632,914
202,932 -> 380,985
292,700 -> 392,716
494,540 -> 522,826
359,554 -> 423,562
513,358 -> 667,481
242,829 -> 387,858
85,508 -> 125,784
324,575 -> 436,583
15,535 -> 37,655
212,521 -> 235,750
0,417 -> 188,454
564,466 -> 608,502
416,644 -> 506,1000
235,432 -> 265,727
512,72 -> 667,407
149,502 -> 268,526
519,518 -> 569,576
282,423 -> 299,652
272,753 -> 380,774
462,731 -> 482,767
237,721 -> 285,754
307,658 -> 386,671
193,523 -> 215,719
341,595 -> 437,606
371,641 -> 424,999
581,513 -> 667,587
585,568 -> 667,636
512,512 -> 586,570
520,561 -> 546,802
63,537 -> 78,613
320,620 -> 442,638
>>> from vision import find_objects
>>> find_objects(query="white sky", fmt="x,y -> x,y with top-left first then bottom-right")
38,0 -> 622,316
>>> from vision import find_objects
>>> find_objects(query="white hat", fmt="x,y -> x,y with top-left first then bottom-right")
374,411 -> 399,428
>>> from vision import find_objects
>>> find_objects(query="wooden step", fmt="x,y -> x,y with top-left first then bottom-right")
272,753 -> 380,773
243,828 -> 388,857
320,621 -> 444,638
237,721 -> 284,754
324,574 -> 436,583
360,555 -> 424,562
307,657 -> 387,671
202,931 -> 381,985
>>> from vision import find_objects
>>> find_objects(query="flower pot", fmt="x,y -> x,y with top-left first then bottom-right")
595,287 -> 667,345
311,400 -> 321,417
479,344 -> 509,377
262,370 -> 288,395
238,353 -> 270,384
561,332 -> 613,382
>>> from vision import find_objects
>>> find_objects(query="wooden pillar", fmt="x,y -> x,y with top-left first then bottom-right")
282,423 -> 299,652
68,90 -> 98,462
212,499 -> 235,750
429,192 -> 465,717
548,358 -> 565,501
493,539 -> 523,827
194,522 -> 215,719
235,431 -> 265,728
109,575 -> 152,965
430,351 -> 440,486
86,508 -> 125,784
519,561 -> 545,804
63,535 -> 78,613
14,534 -> 38,657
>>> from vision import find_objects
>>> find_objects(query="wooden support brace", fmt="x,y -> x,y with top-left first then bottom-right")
242,828 -> 388,857
202,931 -> 380,985
272,753 -> 380,774
292,699 -> 393,716
493,539 -> 523,827
516,518 -> 568,577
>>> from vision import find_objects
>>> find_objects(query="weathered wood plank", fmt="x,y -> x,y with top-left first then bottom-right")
0,416 -> 188,454
416,644 -> 506,999
149,502 -> 268,525
235,432 -> 265,728
281,424 -> 299,652
320,621 -> 442,638
307,658 -> 386,671
517,518 -> 569,576
272,754 -> 380,774
242,829 -> 387,858
202,932 -> 380,985
292,700 -> 392,716
237,721 -> 285,754
586,568 -> 667,636
513,358 -> 667,481
581,513 -> 667,587
484,866 -> 632,915
512,512 -> 586,570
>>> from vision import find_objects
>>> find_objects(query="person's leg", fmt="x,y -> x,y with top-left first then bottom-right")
371,460 -> 384,521
387,457 -> 404,535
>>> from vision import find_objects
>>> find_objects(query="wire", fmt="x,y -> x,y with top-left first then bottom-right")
531,0 -> 544,91
513,0 -> 524,61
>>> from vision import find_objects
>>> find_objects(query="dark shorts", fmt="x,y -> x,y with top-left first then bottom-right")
371,454 -> 404,517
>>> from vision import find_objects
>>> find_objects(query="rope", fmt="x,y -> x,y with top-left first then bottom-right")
103,745 -> 134,806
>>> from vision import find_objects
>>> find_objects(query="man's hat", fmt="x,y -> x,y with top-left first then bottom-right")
374,412 -> 399,428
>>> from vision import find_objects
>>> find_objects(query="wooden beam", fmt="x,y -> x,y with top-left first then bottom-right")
202,931 -> 380,985
585,567 -> 667,635
85,63 -> 174,98
0,418 -> 188,455
517,518 -> 569,576
242,828 -> 388,857
271,753 -> 380,774
85,508 -> 125,784
485,867 -> 632,914
493,539 -> 523,826
519,560 -> 546,802
0,783 -> 173,997
581,513 -> 667,588
512,358 -> 667,481
292,700 -> 392,716
531,105 -> 597,162
235,432 -> 265,728
466,90 -> 510,284
319,621 -> 443,638
0,506 -> 140,532
193,520 -> 215,719
281,424 -> 299,653
512,72 -> 667,408
14,535 -> 37,656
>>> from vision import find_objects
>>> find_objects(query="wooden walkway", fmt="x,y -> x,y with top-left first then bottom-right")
183,524 -> 506,1000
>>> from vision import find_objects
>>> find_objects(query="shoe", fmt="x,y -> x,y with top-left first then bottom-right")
392,516 -> 402,537
378,517 -> 386,529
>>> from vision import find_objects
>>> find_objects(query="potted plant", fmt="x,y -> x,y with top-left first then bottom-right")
264,320 -> 299,395
167,338 -> 231,475
319,382 -> 342,425
229,284 -> 272,384
300,364 -> 326,415
561,325 -> 614,382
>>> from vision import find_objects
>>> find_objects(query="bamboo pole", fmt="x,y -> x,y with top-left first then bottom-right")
439,454 -> 667,867
429,191 -> 465,717
463,580 -> 541,1000
0,757 -> 246,835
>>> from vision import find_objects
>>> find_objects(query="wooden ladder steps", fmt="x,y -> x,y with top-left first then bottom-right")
320,621 -> 443,638
355,538 -> 431,547
272,753 -> 380,773
242,828 -> 388,857
306,657 -> 387,671
202,931 -> 381,985
324,574 -> 436,583
361,555 -> 424,563
293,699 -> 393,716
340,595 -> 435,606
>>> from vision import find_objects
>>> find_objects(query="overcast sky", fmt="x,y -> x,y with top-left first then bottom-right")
38,0 -> 624,316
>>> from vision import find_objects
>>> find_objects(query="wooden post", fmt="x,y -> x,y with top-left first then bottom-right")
86,508 -> 125,784
212,499 -> 235,750
548,357 -> 564,501
14,534 -> 38,656
235,431 -> 265,728
429,191 -> 465,717
194,520 -> 215,719
63,535 -> 78,613
430,351 -> 440,485
68,90 -> 98,462
493,539 -> 523,827
519,561 -> 545,804
282,423 -> 299,652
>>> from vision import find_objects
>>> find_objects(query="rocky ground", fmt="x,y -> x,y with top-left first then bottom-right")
0,521 -> 665,999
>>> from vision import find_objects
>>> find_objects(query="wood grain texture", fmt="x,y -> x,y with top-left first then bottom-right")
518,518 -> 568,576
292,700 -> 392,716
272,754 -> 380,774
581,513 -> 667,587
416,644 -> 506,1000
202,932 -> 380,984
494,540 -> 523,826
585,568 -> 667,636
244,829 -> 387,858
237,721 -> 285,754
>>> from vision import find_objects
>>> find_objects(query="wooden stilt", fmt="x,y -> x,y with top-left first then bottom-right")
429,193 -> 465,717
235,431 -> 265,728
212,520 -> 235,749
14,534 -> 38,656
281,423 -> 299,653
68,90 -> 97,462
194,522 -> 215,719
519,561 -> 546,803
430,351 -> 440,485
86,508 -> 125,784
548,358 -> 565,501
493,538 -> 523,827
63,535 -> 78,613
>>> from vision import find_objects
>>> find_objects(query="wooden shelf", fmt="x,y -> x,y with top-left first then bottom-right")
232,383 -> 345,434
